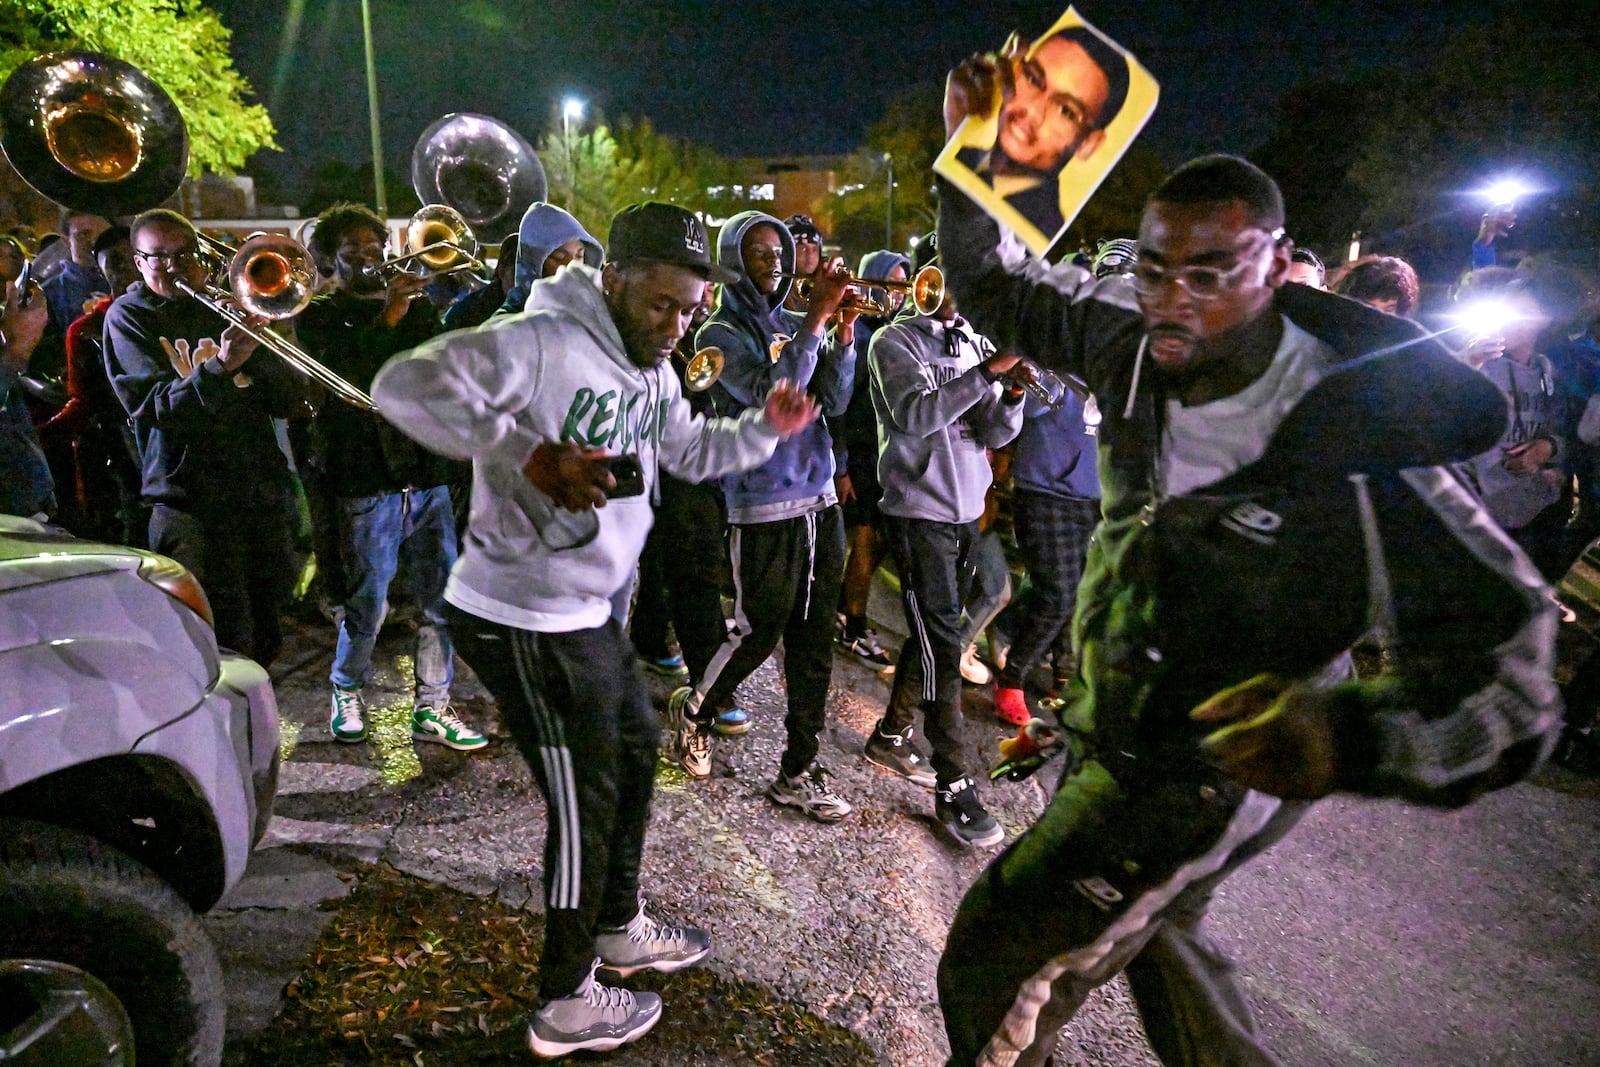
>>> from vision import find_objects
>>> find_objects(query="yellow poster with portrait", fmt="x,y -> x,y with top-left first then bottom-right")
934,6 -> 1159,259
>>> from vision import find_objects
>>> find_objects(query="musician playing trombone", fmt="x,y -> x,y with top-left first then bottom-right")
103,209 -> 308,667
295,203 -> 488,753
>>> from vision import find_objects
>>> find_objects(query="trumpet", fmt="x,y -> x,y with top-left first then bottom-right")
368,204 -> 487,282
777,263 -> 945,317
676,345 -> 724,392
176,234 -> 379,412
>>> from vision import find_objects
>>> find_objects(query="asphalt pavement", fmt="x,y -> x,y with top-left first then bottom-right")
206,590 -> 1600,1066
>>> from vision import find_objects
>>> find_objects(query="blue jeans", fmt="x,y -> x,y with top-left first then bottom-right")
330,485 -> 457,706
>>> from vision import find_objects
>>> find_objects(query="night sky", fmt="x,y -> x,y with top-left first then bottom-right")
210,0 -> 1519,203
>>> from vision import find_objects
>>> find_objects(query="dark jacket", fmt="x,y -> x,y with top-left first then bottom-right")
939,179 -> 1561,812
698,210 -> 855,524
294,291 -> 461,497
103,282 -> 304,510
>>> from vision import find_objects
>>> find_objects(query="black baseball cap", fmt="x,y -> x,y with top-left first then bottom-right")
608,202 -> 738,285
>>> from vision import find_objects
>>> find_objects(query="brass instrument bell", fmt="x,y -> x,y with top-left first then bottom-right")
0,50 -> 189,216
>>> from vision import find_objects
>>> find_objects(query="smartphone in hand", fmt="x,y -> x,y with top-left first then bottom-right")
604,454 -> 645,498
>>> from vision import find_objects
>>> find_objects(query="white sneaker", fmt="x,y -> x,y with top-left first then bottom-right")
767,764 -> 853,822
959,644 -> 992,686
595,900 -> 712,976
329,686 -> 366,743
526,959 -> 662,1058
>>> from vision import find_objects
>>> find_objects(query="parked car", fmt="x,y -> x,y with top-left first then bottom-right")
0,514 -> 280,1064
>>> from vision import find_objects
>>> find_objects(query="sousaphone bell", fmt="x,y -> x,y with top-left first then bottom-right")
0,50 -> 189,215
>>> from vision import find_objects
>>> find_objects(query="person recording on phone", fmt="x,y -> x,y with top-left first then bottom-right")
371,202 -> 822,1058
295,202 -> 486,753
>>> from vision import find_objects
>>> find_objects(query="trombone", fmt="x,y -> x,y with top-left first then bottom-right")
778,264 -> 945,317
177,233 -> 379,412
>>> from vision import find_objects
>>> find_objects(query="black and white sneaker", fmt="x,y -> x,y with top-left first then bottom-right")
768,764 -> 853,822
862,723 -> 936,788
935,776 -> 1004,848
526,959 -> 662,1058
838,625 -> 895,671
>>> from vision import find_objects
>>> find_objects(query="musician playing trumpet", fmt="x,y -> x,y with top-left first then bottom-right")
104,208 -> 307,666
294,203 -> 487,754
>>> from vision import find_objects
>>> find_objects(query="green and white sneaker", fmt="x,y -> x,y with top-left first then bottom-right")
412,703 -> 488,751
330,686 -> 367,743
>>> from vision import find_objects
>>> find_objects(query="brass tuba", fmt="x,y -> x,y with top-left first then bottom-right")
0,50 -> 189,215
411,112 -> 546,239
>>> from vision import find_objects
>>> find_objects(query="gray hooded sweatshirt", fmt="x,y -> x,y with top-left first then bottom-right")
372,263 -> 782,633
869,311 -> 1023,524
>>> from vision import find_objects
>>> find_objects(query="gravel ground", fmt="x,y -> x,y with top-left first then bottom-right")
230,598 -> 1599,1066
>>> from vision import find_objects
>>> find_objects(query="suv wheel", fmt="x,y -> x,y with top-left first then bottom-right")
0,818 -> 225,1065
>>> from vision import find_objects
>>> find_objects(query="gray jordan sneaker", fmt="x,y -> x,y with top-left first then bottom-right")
526,959 -> 662,1058
595,900 -> 712,977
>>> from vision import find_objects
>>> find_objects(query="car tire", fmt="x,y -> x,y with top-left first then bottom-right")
0,818 -> 226,1065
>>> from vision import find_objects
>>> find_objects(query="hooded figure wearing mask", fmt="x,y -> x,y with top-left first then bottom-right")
500,202 -> 604,315
662,209 -> 861,824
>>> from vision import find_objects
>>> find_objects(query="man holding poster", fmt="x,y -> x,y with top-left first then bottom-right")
933,21 -> 1562,1065
937,8 -> 1157,258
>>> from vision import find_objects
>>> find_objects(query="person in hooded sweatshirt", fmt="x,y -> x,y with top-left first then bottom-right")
863,232 -> 1026,847
834,247 -> 913,670
371,202 -> 825,1058
498,201 -> 604,317
663,210 -> 860,823
103,208 -> 308,666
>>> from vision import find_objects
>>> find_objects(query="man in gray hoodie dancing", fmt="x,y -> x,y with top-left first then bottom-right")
373,202 -> 823,1058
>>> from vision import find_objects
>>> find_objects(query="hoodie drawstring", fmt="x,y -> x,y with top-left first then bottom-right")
802,510 -> 818,620
1123,334 -> 1149,420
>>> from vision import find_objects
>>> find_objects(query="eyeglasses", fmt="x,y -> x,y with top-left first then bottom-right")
1129,231 -> 1284,301
133,247 -> 196,268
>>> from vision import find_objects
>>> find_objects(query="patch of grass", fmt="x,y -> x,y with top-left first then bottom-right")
237,864 -> 878,1066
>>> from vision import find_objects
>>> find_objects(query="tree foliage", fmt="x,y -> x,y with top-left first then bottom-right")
0,0 -> 277,176
539,117 -> 735,241
829,89 -> 945,257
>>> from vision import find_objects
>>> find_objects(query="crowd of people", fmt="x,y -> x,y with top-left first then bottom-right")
0,44 -> 1592,1065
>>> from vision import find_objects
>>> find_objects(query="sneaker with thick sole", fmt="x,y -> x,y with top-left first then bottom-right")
838,627 -> 895,670
862,724 -> 936,788
595,900 -> 712,977
960,644 -> 993,686
711,705 -> 751,737
768,764 -> 853,822
994,683 -> 1031,727
330,686 -> 367,743
666,686 -> 712,779
642,653 -> 690,680
412,704 -> 489,751
936,776 -> 1005,848
526,959 -> 662,1058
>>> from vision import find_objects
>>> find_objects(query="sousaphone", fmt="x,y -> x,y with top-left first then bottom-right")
0,50 -> 188,215
411,113 -> 546,239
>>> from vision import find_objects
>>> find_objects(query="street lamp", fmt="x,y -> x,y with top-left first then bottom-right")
562,96 -> 585,213
883,151 -> 894,250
